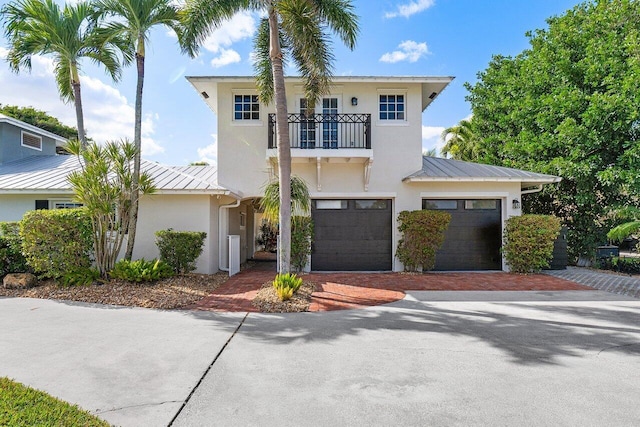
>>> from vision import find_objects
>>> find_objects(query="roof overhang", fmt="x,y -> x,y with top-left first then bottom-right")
187,75 -> 455,114
403,176 -> 562,188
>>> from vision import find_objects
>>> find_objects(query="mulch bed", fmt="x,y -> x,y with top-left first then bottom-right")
0,273 -> 229,310
252,282 -> 315,312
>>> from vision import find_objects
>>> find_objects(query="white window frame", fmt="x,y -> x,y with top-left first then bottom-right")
376,89 -> 408,126
232,90 -> 261,124
21,131 -> 42,151
49,199 -> 83,210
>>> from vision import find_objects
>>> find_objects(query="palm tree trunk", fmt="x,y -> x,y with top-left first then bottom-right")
71,63 -> 87,147
269,4 -> 291,274
125,38 -> 145,261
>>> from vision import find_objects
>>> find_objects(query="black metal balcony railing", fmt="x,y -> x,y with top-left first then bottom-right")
268,113 -> 371,149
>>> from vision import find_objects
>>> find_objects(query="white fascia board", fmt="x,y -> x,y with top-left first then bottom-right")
0,114 -> 68,143
404,176 -> 561,184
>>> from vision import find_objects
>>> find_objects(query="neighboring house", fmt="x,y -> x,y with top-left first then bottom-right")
187,76 -> 561,272
0,113 -> 236,274
0,76 -> 561,274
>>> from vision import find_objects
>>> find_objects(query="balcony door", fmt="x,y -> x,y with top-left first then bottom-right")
299,97 -> 340,149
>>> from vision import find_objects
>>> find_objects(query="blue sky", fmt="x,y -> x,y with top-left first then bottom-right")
0,0 -> 580,165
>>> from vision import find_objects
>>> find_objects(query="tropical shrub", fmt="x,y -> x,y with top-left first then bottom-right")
396,210 -> 451,272
291,216 -> 313,273
110,259 -> 173,282
60,267 -> 101,287
20,209 -> 93,279
256,220 -> 278,252
503,214 -> 561,273
272,272 -> 303,301
597,256 -> 640,275
0,222 -> 29,277
155,229 -> 207,274
66,139 -> 155,278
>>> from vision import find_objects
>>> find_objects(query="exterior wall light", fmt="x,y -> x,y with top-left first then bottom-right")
512,198 -> 521,210
351,97 -> 358,106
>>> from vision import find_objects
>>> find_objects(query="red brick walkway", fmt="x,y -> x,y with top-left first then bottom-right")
189,263 -> 591,313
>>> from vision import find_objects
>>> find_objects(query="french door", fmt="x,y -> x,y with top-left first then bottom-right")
299,97 -> 339,149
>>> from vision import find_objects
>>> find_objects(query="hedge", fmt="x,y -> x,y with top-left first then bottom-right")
155,229 -> 207,274
0,222 -> 29,277
396,210 -> 451,272
20,209 -> 93,279
503,214 -> 561,273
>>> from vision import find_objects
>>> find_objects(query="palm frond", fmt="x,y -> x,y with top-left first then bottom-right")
260,176 -> 311,224
608,221 -> 640,243
308,0 -> 359,49
180,0 -> 249,57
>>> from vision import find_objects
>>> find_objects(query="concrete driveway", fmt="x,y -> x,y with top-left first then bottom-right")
2,290 -> 640,426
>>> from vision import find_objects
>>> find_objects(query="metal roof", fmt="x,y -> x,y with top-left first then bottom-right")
0,113 -> 69,144
403,156 -> 561,188
0,155 -> 229,194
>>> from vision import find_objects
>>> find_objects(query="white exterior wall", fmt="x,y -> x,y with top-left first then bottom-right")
0,193 -> 219,274
135,194 -> 215,274
216,81 -> 423,197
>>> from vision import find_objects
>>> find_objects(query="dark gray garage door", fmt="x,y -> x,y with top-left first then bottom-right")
423,199 -> 502,271
311,199 -> 392,271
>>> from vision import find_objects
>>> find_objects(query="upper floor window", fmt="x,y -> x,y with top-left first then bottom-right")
234,94 -> 260,120
379,94 -> 405,121
21,131 -> 42,151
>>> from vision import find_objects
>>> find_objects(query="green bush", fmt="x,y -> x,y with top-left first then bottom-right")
20,209 -> 93,279
597,256 -> 640,275
60,267 -> 101,287
0,222 -> 29,277
155,229 -> 207,274
291,216 -> 313,273
110,259 -> 173,282
503,214 -> 561,273
272,272 -> 303,301
396,210 -> 451,272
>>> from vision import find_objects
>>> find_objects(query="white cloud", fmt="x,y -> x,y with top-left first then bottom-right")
210,49 -> 241,68
202,12 -> 256,54
380,40 -> 429,63
197,134 -> 218,165
385,0 -> 435,19
422,125 -> 445,155
0,48 -> 163,156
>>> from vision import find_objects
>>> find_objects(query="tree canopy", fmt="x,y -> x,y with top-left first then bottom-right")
466,0 -> 640,259
0,104 -> 78,140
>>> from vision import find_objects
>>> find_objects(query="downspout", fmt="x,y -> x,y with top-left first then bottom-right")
218,198 -> 241,271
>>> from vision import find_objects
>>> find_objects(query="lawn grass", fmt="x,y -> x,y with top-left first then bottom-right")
0,377 -> 109,426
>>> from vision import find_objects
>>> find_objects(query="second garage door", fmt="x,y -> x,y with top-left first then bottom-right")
423,199 -> 502,271
311,199 -> 392,271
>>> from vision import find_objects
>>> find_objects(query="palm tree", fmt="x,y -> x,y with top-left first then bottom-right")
441,119 -> 479,161
94,0 -> 182,261
181,0 -> 359,273
1,0 -> 125,146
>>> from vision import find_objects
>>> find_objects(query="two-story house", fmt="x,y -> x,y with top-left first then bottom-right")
188,76 -> 561,272
0,77 -> 560,274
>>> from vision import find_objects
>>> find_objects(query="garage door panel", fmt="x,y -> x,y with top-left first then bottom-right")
312,199 -> 392,271
424,199 -> 502,271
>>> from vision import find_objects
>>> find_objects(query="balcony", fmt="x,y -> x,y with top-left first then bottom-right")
268,113 -> 371,150
266,113 -> 374,191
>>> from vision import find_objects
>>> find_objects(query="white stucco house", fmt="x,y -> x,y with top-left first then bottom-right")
0,76 -> 560,273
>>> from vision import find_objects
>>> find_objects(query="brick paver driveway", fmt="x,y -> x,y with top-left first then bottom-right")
191,262 -> 590,312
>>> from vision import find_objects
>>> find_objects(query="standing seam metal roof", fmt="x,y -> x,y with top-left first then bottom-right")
0,155 -> 226,192
404,157 -> 561,184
